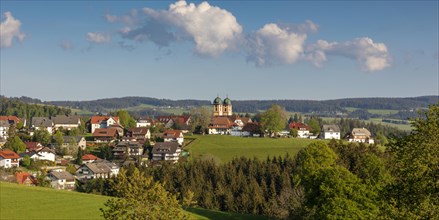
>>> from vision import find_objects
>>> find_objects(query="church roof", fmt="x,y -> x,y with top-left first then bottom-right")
213,96 -> 222,105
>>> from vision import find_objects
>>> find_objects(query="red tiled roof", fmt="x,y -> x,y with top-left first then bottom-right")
0,116 -> 21,123
0,149 -> 20,159
92,128 -> 118,137
157,116 -> 190,124
16,172 -> 37,185
289,122 -> 311,131
209,117 -> 232,129
82,154 -> 98,161
163,130 -> 182,139
90,116 -> 120,124
25,142 -> 43,151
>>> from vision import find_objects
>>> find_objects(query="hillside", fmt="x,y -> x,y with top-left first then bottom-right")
6,95 -> 437,115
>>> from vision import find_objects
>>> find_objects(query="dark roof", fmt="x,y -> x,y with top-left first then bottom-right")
49,171 -> 74,181
84,163 -> 112,174
31,117 -> 53,127
322,125 -> 340,132
38,147 -> 55,154
52,115 -> 80,125
152,142 -> 179,154
242,122 -> 261,133
63,136 -> 84,143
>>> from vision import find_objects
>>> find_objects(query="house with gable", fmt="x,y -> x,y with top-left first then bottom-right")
345,128 -> 374,144
126,127 -> 151,142
25,147 -> 56,162
82,154 -> 99,164
162,130 -> 184,146
62,136 -> 86,150
88,116 -> 120,133
208,117 -> 232,135
24,142 -> 44,152
76,160 -> 119,181
112,141 -> 144,160
0,149 -> 20,168
136,117 -> 152,127
92,128 -> 119,143
321,125 -> 341,139
152,142 -> 181,163
47,170 -> 75,190
289,122 -> 312,138
52,115 -> 81,131
0,116 -> 25,140
157,115 -> 191,131
16,172 -> 37,186
31,117 -> 54,134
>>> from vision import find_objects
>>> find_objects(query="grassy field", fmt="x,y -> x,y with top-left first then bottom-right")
0,182 -> 266,220
321,117 -> 412,131
185,135 -> 318,163
344,107 -> 399,115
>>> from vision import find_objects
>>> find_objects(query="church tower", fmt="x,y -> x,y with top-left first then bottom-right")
213,96 -> 223,116
223,97 -> 232,116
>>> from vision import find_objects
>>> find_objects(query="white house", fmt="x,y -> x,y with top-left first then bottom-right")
0,149 -> 20,168
52,115 -> 81,131
0,120 -> 10,140
162,130 -> 184,146
88,116 -> 120,133
289,122 -> 311,138
47,171 -> 75,190
136,117 -> 152,127
152,142 -> 181,163
27,147 -> 56,162
76,160 -> 119,181
346,128 -> 374,144
31,117 -> 54,134
321,125 -> 341,140
0,116 -> 25,139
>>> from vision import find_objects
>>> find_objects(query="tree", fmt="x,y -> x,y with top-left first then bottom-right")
190,107 -> 211,134
260,105 -> 288,137
101,168 -> 189,220
33,129 -> 51,146
386,104 -> 439,218
4,136 -> 26,153
307,117 -> 321,135
76,147 -> 84,165
290,129 -> 298,138
21,155 -> 31,167
116,110 -> 136,129
54,130 -> 64,146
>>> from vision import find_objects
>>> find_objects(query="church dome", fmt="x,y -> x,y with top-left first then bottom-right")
223,97 -> 232,105
213,97 -> 222,105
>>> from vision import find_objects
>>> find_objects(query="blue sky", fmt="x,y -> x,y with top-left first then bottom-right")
1,1 -> 438,101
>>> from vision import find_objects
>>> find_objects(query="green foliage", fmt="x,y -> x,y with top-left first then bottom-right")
306,117 -> 321,135
101,168 -> 189,220
116,110 -> 136,129
294,142 -> 337,180
21,155 -> 31,167
386,104 -> 439,218
33,129 -> 51,146
190,107 -> 211,134
260,105 -> 288,136
76,147 -> 84,165
4,136 -> 26,153
289,129 -> 298,138
54,130 -> 64,146
0,97 -> 71,122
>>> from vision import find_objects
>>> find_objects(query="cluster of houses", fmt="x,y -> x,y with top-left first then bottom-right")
0,96 -> 376,190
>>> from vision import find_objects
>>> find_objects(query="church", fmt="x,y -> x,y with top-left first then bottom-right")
212,96 -> 232,116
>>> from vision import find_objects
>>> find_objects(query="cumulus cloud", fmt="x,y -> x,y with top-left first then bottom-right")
246,23 -> 307,66
123,1 -> 242,57
86,32 -> 111,43
305,37 -> 391,71
0,12 -> 25,48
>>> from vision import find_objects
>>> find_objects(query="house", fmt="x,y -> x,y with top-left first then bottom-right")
242,122 -> 262,137
25,147 -> 56,162
112,141 -> 144,160
16,172 -> 37,186
0,116 -> 26,139
136,117 -> 152,127
162,130 -> 184,146
109,123 -> 124,136
62,136 -> 87,150
92,128 -> 119,143
126,127 -> 151,140
208,117 -> 232,135
0,149 -> 20,168
321,125 -> 341,139
289,122 -> 312,138
52,115 -> 81,131
25,142 -> 44,152
88,116 -> 120,133
31,117 -> 54,134
76,160 -> 119,181
346,128 -> 374,144
152,142 -> 181,163
157,115 -> 191,130
47,171 -> 75,190
82,154 -> 99,164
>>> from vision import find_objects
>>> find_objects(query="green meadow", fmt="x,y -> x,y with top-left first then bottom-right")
185,135 -> 318,163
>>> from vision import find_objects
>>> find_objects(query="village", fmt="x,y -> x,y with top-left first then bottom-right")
0,96 -> 375,191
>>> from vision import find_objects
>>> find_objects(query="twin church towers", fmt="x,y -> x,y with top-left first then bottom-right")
212,96 -> 233,116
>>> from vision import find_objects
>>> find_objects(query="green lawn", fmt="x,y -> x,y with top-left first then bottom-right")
185,135 -> 318,163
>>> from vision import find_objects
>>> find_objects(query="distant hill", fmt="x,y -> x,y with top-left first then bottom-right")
3,95 -> 438,115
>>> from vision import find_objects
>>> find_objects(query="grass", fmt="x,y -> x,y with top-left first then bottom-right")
185,135 -> 318,163
343,107 -> 399,115
321,117 -> 412,131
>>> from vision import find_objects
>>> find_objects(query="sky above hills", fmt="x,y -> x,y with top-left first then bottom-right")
1,1 -> 438,101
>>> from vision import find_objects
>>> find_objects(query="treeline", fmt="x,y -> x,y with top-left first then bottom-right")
6,95 -> 437,114
0,97 -> 71,122
336,118 -> 408,140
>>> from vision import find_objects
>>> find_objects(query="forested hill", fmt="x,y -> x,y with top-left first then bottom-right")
3,95 -> 438,114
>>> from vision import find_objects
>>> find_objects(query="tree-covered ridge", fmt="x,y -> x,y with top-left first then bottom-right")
5,95 -> 437,114
0,97 -> 71,122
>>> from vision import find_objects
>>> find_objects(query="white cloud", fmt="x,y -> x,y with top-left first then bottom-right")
104,14 -> 118,23
59,40 -> 74,51
0,12 -> 25,48
247,23 -> 307,65
86,32 -> 111,43
141,1 -> 242,57
306,37 -> 391,71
